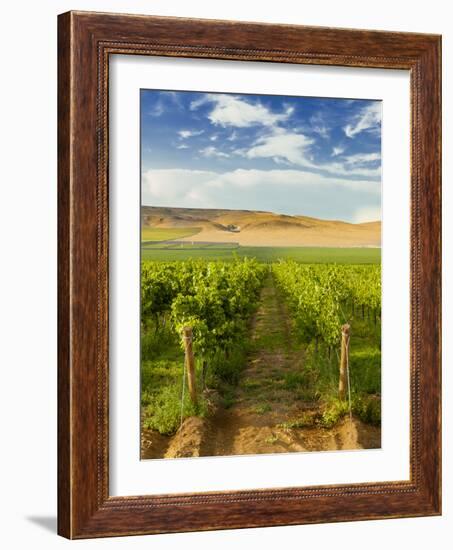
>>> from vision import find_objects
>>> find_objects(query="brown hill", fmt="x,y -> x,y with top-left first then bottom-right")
141,206 -> 381,247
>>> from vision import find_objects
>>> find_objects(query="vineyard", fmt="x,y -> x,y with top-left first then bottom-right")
142,258 -> 267,359
273,262 -> 381,348
141,258 -> 267,435
141,258 -> 381,457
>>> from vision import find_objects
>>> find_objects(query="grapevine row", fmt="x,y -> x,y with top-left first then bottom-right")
273,261 -> 381,347
141,258 -> 267,356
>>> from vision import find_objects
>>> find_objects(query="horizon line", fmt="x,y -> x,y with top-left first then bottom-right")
141,204 -> 381,225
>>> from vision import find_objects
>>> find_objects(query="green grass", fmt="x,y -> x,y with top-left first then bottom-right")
143,242 -> 239,250
141,226 -> 201,242
141,325 -> 250,435
253,403 -> 272,415
278,413 -> 314,430
289,304 -> 381,427
264,435 -> 279,444
282,372 -> 310,390
141,327 -> 209,435
141,246 -> 380,264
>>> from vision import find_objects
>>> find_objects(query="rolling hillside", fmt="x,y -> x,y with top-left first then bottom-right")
141,206 -> 381,248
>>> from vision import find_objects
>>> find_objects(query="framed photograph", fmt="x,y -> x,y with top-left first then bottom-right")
58,11 -> 441,539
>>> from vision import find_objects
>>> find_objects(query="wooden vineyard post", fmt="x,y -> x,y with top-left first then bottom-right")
182,326 -> 197,405
339,323 -> 350,400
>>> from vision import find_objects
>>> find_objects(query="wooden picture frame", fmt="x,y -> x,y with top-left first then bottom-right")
58,11 -> 441,539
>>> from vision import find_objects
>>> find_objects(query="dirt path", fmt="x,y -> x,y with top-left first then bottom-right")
202,273 -> 380,457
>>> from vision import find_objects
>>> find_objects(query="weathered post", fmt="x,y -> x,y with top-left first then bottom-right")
182,326 -> 197,405
339,323 -> 350,400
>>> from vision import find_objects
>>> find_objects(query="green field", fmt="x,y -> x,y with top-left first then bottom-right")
141,245 -> 381,264
142,242 -> 239,250
141,226 -> 201,242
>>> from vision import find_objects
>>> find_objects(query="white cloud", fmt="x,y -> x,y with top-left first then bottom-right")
238,132 -> 314,165
236,129 -> 381,178
189,96 -> 209,111
344,152 -> 381,166
142,169 -> 215,206
199,146 -> 230,158
184,96 -> 381,178
214,169 -> 379,193
178,129 -> 204,139
176,144 -> 189,149
331,146 -> 345,157
352,206 -> 382,223
142,167 -> 381,221
165,91 -> 183,108
324,160 -> 381,178
149,102 -> 165,117
143,167 -> 378,202
310,113 -> 329,139
190,93 -> 293,128
344,103 -> 382,138
149,91 -> 184,116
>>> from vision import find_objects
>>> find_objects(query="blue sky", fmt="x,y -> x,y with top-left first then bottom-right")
141,89 -> 381,222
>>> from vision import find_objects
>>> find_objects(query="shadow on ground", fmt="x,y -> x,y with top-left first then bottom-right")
26,516 -> 57,534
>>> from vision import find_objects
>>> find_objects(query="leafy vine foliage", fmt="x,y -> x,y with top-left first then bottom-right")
273,261 -> 381,346
141,258 -> 267,357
